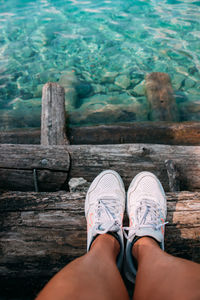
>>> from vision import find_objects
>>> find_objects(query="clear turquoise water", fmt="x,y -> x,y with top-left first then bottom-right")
0,0 -> 200,129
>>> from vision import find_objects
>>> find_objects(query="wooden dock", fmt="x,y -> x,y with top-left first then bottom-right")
0,78 -> 200,299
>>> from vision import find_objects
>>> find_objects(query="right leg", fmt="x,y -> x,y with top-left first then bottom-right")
124,171 -> 200,300
133,236 -> 200,300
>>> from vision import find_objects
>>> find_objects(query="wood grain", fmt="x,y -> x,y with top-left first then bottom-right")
0,145 -> 70,191
0,190 -> 199,298
0,190 -> 199,275
41,82 -> 69,145
1,143 -> 200,191
66,143 -> 200,191
1,122 -> 200,145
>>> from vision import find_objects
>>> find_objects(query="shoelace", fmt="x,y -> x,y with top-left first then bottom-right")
94,198 -> 121,235
123,198 -> 168,240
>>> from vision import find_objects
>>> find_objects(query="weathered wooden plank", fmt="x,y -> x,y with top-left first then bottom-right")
0,128 -> 41,144
0,190 -> 199,299
0,145 -> 70,191
0,169 -> 68,192
69,122 -> 200,145
1,143 -> 200,192
66,143 -> 200,191
0,190 -> 199,272
146,72 -> 179,121
41,82 -> 69,145
0,144 -> 70,170
1,122 -> 200,145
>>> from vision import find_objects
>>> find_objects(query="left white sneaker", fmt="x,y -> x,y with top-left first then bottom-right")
85,170 -> 125,269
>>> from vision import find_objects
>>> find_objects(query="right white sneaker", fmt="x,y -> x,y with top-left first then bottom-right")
124,171 -> 167,283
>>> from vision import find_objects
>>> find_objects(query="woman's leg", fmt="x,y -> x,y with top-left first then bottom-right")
124,171 -> 200,300
36,234 -> 129,300
36,169 -> 129,300
133,237 -> 200,300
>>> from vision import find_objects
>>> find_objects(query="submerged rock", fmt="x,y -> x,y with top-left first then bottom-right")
76,81 -> 92,98
188,66 -> 198,75
83,93 -> 108,103
101,71 -> 118,83
9,98 -> 41,111
172,74 -> 185,90
69,99 -> 148,126
107,84 -> 122,92
59,70 -> 78,88
92,84 -> 106,94
59,71 -> 92,108
59,71 -> 78,108
115,75 -> 130,89
65,87 -> 77,109
184,78 -> 196,89
179,101 -> 200,121
186,88 -> 199,95
34,84 -> 43,98
133,80 -> 145,96
23,47 -> 35,58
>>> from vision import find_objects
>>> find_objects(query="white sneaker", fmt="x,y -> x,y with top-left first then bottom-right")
85,170 -> 125,269
124,171 -> 167,282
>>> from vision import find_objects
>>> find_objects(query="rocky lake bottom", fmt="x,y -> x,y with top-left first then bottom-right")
0,0 -> 199,130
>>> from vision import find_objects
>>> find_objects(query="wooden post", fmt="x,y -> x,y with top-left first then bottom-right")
146,72 -> 179,121
41,82 -> 69,145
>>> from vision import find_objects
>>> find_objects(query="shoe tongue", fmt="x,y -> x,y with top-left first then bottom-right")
98,198 -> 116,219
96,199 -> 119,233
137,204 -> 152,225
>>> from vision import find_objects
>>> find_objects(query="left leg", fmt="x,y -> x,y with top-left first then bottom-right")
36,170 -> 128,300
36,234 -> 129,300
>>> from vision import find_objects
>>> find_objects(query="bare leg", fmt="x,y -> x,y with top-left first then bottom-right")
133,237 -> 200,300
36,234 -> 129,300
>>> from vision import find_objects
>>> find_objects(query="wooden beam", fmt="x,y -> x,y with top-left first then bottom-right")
0,190 -> 199,298
41,82 -> 69,145
69,122 -> 200,145
0,145 -> 70,191
0,128 -> 41,144
1,122 -> 200,145
66,143 -> 200,191
1,143 -> 200,192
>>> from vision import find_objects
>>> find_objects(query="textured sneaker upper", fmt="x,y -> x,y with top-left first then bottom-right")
85,170 -> 125,269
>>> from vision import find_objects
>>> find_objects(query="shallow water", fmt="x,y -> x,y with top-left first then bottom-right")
0,0 -> 200,129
